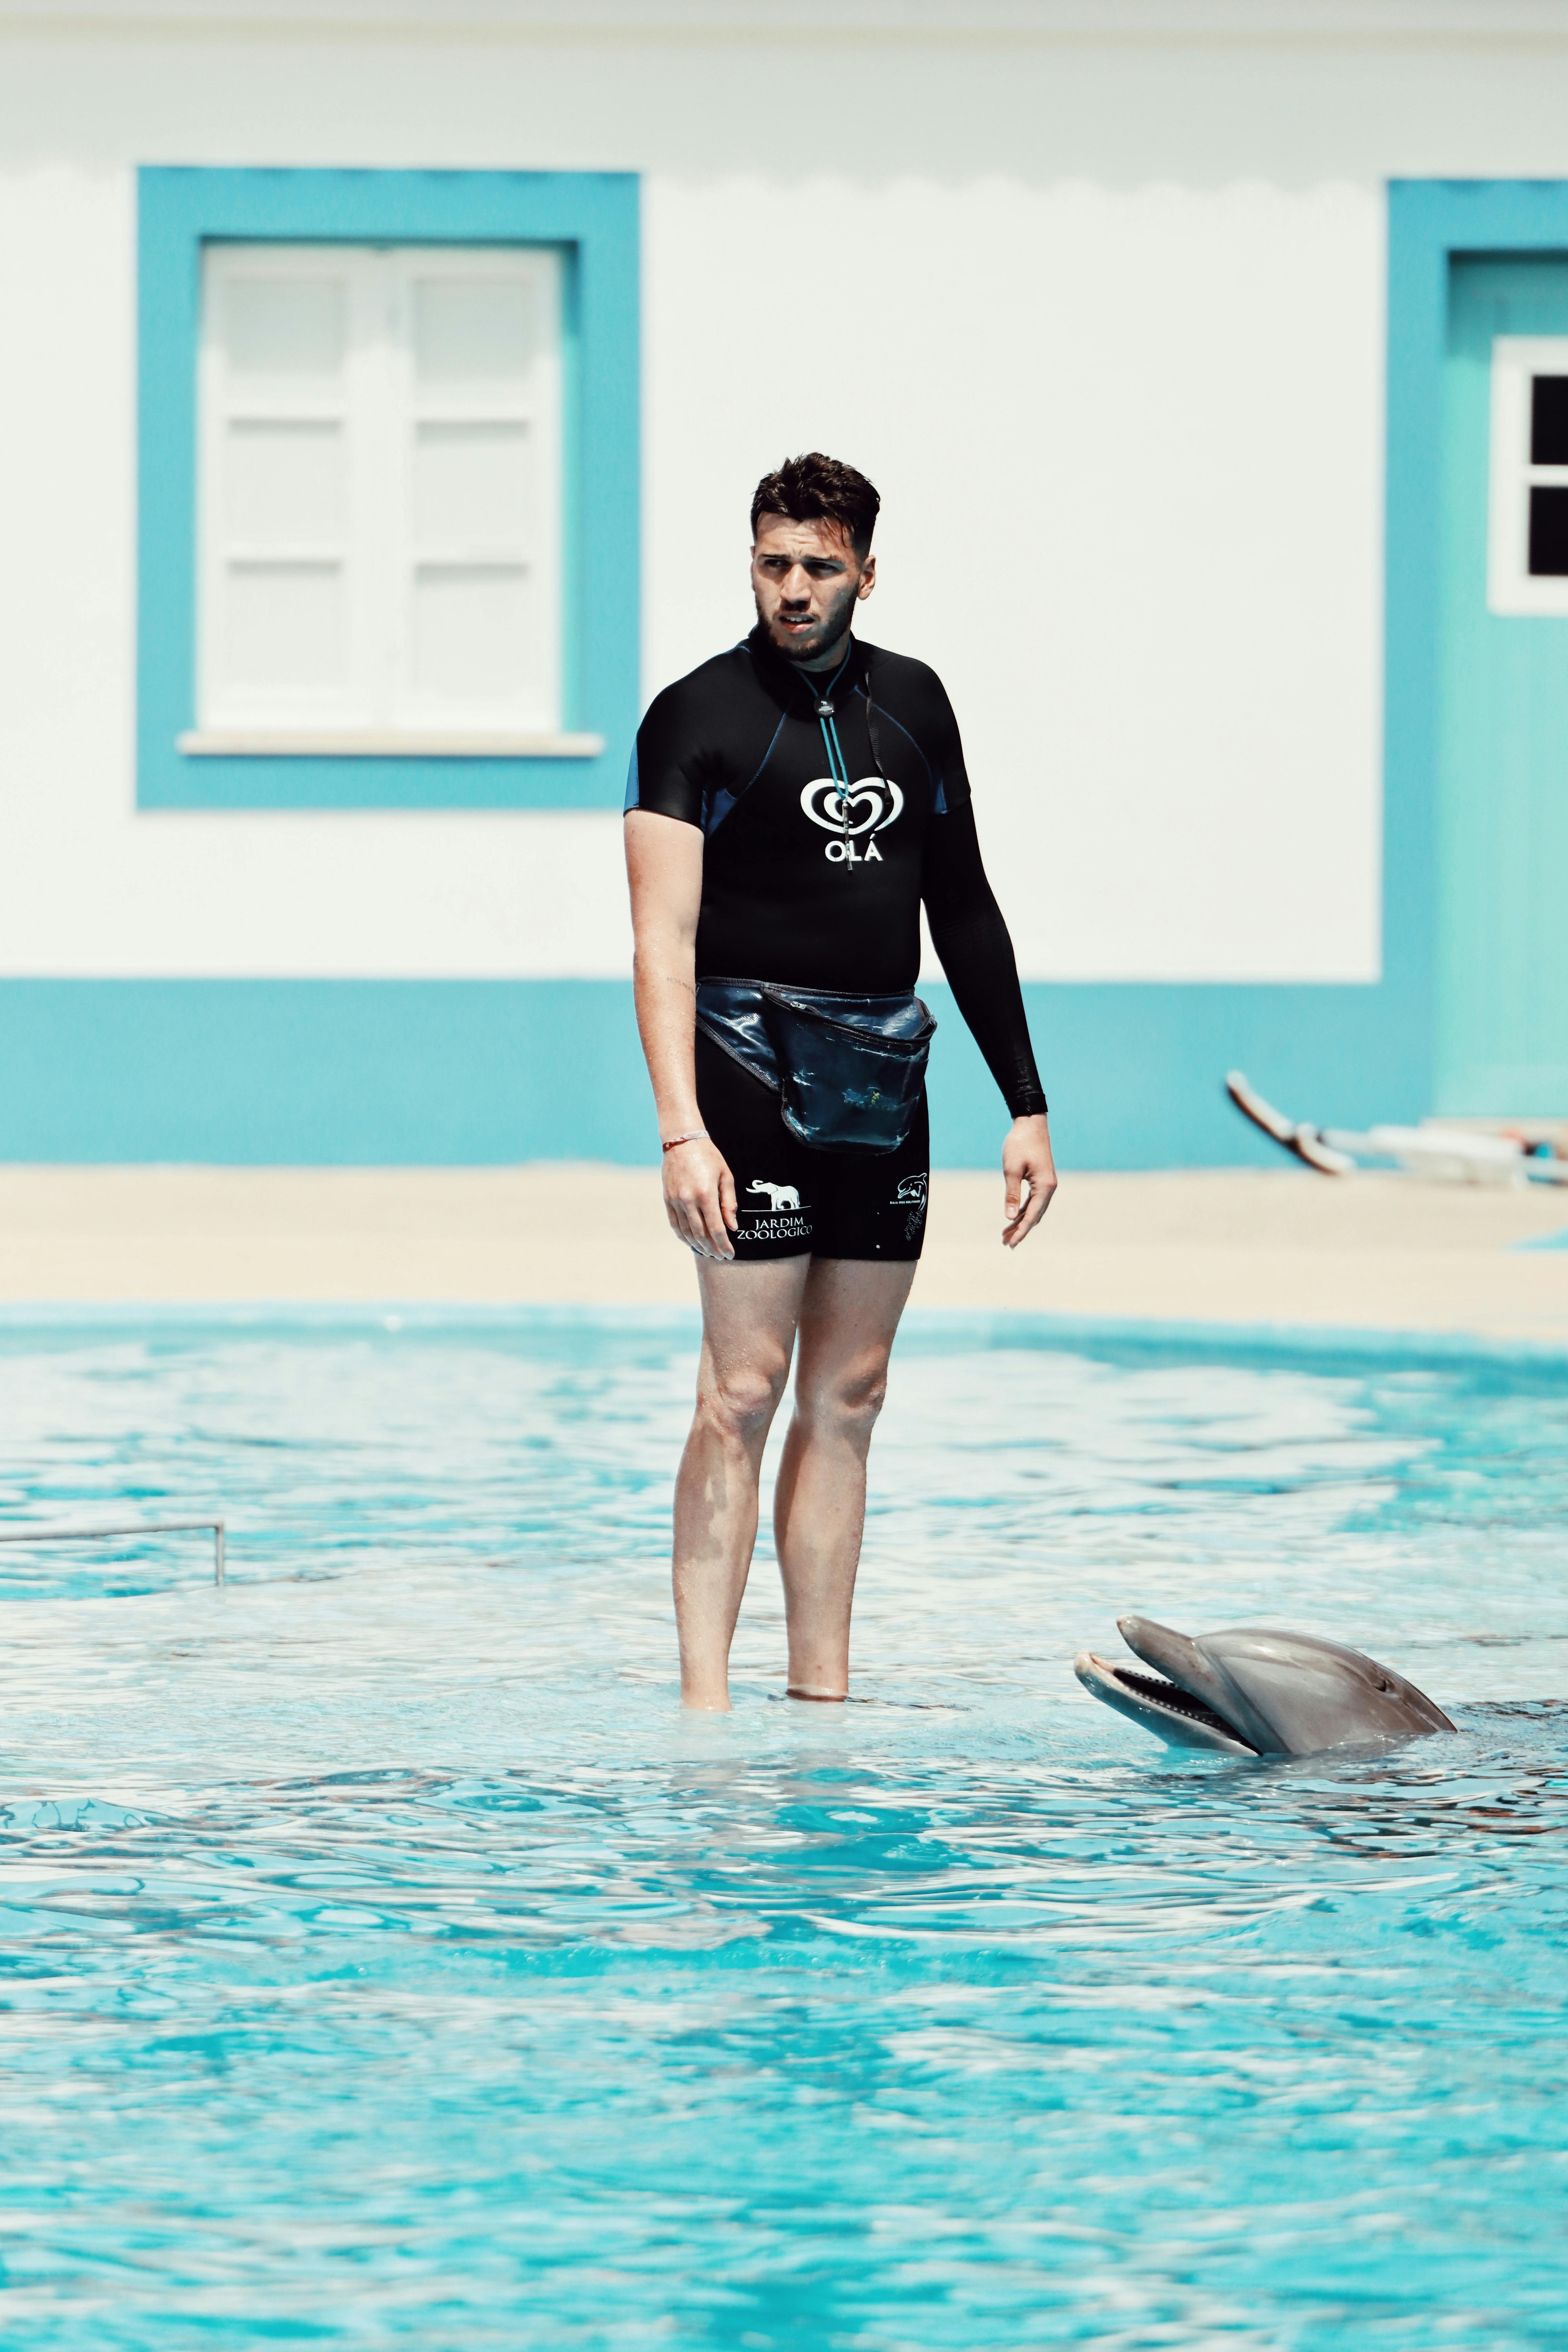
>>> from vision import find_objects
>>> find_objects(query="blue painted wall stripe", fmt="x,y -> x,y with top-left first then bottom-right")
0,979 -> 1398,1169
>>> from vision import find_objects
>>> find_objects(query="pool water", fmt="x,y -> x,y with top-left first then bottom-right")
0,1309 -> 1564,2348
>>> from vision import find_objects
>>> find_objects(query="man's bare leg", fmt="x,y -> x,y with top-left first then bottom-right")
773,1258 -> 918,1700
675,1254 -> 812,1710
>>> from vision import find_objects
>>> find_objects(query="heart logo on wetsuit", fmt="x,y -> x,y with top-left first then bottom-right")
799,777 -> 904,854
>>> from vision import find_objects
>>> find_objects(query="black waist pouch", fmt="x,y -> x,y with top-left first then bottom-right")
696,977 -> 936,1156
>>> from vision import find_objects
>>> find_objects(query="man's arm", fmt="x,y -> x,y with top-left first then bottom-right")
922,799 -> 1057,1248
624,809 -> 737,1260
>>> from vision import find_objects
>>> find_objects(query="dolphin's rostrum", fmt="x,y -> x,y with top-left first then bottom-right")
1075,1615 -> 1456,1758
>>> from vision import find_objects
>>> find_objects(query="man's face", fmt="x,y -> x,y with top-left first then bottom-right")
750,514 -> 876,666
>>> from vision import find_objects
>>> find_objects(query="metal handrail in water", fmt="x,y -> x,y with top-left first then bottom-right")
0,1519 -> 226,1585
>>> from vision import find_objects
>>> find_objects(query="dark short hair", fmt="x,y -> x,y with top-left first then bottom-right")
750,452 -> 880,558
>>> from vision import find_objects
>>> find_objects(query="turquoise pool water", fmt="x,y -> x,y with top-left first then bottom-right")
0,1310 -> 1564,2348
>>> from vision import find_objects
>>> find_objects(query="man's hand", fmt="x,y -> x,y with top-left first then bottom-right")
1002,1114 -> 1057,1248
663,1136 -> 739,1261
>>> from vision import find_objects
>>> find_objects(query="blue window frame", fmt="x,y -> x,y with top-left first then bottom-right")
137,166 -> 639,810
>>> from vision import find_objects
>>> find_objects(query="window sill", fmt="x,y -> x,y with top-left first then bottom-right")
176,728 -> 607,759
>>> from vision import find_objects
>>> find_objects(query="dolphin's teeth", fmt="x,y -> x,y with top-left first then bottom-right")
1112,1667 -> 1255,1748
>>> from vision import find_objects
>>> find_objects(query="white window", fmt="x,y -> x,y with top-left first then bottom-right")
186,242 -> 590,754
1488,335 -> 1568,616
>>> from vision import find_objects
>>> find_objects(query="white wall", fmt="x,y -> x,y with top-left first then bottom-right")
3,8 -> 1568,986
644,174 -> 1383,982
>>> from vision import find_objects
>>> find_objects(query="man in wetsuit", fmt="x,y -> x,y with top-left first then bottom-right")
624,453 -> 1055,1710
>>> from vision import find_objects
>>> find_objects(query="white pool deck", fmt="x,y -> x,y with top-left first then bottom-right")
1,1164 -> 1566,1343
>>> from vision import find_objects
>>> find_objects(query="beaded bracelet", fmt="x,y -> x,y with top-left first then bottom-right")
661,1129 -> 710,1154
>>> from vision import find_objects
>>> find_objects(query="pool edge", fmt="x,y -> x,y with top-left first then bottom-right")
1,1298 -> 1566,1374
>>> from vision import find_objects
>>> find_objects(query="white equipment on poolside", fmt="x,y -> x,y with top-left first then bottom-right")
1225,1071 -> 1568,1186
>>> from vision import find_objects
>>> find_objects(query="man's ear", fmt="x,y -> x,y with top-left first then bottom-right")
857,556 -> 877,601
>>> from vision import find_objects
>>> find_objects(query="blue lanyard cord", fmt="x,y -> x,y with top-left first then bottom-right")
807,649 -> 855,817
817,709 -> 851,793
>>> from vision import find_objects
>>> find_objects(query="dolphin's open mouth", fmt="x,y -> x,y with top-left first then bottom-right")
1098,1662 -> 1259,1750
1074,1634 -> 1261,1756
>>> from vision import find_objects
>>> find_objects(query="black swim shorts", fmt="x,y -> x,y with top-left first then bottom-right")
694,1028 -> 929,1263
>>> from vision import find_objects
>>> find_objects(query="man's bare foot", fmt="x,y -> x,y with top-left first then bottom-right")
785,1685 -> 847,1702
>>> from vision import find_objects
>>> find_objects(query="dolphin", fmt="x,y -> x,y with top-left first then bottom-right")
1074,1615 -> 1456,1758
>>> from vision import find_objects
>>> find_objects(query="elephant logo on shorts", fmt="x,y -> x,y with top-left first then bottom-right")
749,1180 -> 803,1212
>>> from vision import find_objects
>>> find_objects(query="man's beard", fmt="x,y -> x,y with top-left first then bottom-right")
756,575 -> 859,664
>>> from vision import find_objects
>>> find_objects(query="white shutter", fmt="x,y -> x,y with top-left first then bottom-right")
198,246 -> 376,726
392,248 -> 563,730
195,243 -> 564,741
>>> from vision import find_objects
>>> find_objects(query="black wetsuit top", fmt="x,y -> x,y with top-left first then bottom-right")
626,627 -> 1047,1118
